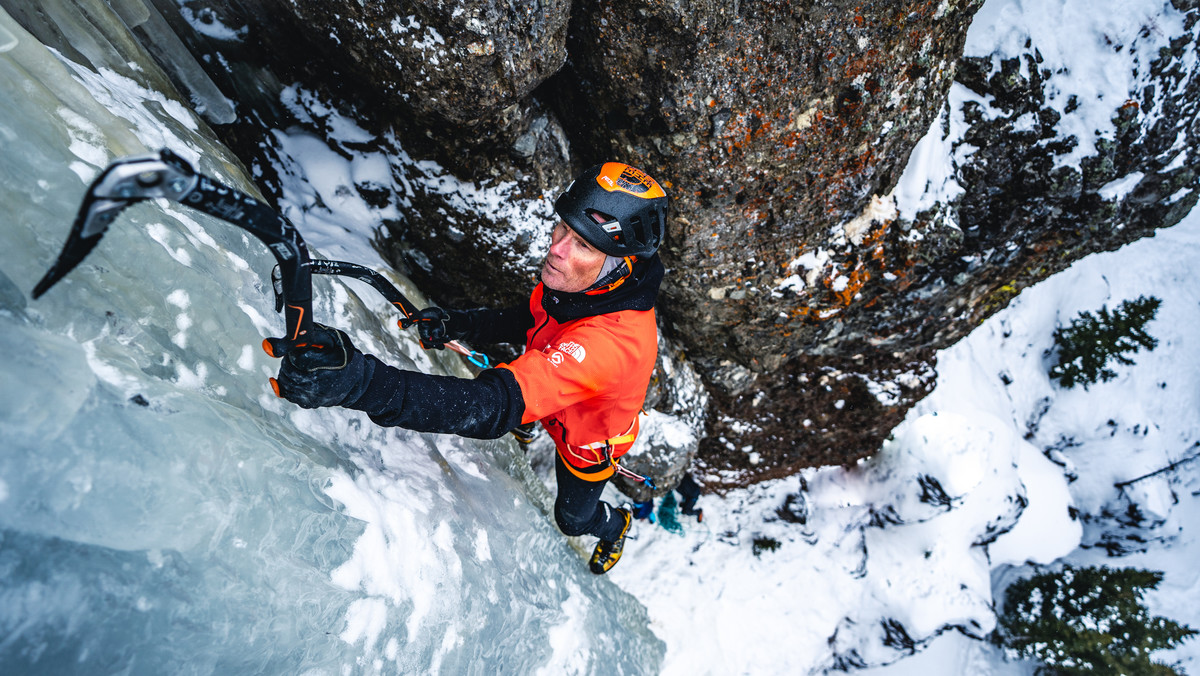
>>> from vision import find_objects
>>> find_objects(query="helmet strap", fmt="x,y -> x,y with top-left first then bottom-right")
585,255 -> 637,295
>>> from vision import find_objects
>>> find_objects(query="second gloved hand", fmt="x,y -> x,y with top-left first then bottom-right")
411,307 -> 451,350
265,324 -> 371,409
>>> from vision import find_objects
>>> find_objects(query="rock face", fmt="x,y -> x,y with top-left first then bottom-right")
142,0 -> 578,307
72,0 -> 1200,490
537,0 -> 985,485
286,0 -> 569,129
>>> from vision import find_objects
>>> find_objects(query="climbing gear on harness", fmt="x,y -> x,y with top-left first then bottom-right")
555,444 -> 658,489
554,416 -> 659,489
605,444 -> 658,491
588,507 -> 632,575
557,417 -> 637,467
554,162 -> 668,258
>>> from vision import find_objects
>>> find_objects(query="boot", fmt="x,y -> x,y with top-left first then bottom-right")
588,508 -> 632,575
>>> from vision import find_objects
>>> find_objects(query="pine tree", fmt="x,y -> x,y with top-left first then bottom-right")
994,565 -> 1196,675
1049,296 -> 1161,389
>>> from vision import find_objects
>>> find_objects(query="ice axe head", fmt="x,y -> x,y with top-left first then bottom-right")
32,150 -> 198,299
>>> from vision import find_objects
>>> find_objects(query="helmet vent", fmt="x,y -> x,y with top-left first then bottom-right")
629,215 -> 647,245
587,209 -> 614,224
587,209 -> 623,235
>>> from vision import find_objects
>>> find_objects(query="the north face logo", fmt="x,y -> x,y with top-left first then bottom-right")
558,341 -> 586,363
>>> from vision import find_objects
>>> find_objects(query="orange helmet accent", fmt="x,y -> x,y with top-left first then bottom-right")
595,163 -> 667,200
584,255 -> 636,295
555,162 -> 669,257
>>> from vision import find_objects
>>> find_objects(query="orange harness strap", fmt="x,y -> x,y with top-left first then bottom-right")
556,418 -> 638,483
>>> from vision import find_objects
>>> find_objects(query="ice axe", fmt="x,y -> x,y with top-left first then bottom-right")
33,148 -> 318,351
32,148 -> 489,366
287,259 -> 491,368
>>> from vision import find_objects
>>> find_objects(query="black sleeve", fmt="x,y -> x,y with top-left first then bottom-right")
344,354 -> 526,439
445,305 -> 534,346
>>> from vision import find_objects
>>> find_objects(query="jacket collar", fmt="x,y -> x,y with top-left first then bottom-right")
541,254 -> 664,322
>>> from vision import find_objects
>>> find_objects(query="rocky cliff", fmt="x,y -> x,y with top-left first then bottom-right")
30,0 -> 1198,491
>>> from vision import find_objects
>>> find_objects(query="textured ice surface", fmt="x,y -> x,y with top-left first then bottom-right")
0,5 -> 661,673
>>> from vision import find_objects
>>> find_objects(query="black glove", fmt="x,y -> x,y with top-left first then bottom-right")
263,324 -> 370,409
411,307 -> 451,350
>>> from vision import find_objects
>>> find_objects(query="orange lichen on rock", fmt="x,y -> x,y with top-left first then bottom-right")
787,215 -> 918,324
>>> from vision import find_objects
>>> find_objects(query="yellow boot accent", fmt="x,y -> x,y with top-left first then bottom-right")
588,508 -> 632,575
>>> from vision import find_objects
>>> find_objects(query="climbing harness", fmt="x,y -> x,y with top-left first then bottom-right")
558,417 -> 658,490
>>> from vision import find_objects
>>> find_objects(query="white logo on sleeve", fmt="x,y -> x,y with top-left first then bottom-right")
558,341 -> 586,363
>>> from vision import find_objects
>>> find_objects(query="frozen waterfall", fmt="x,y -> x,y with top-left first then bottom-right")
0,5 -> 662,674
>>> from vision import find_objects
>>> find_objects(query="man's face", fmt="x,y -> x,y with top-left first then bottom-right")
540,221 -> 607,293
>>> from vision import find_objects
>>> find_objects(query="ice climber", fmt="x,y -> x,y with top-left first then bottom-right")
265,162 -> 669,575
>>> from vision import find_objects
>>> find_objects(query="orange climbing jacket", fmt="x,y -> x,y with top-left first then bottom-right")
341,255 -> 663,479
500,281 -> 659,481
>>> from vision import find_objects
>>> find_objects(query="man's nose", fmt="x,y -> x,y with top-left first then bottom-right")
548,236 -> 569,257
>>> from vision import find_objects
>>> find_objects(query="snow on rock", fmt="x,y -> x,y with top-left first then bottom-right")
963,0 -> 1188,169
610,408 -> 1061,673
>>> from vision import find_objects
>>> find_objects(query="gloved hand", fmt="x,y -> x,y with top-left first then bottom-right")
411,307 -> 451,350
263,324 -> 368,409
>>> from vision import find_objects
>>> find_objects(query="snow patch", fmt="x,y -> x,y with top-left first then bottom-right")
1099,172 -> 1146,201
841,194 -> 898,245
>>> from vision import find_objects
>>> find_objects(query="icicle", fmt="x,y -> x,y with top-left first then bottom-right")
0,13 -> 16,52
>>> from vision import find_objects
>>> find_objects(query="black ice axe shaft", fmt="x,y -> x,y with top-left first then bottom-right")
292,259 -> 421,328
33,148 -> 316,347
292,260 -> 493,368
34,149 -> 492,367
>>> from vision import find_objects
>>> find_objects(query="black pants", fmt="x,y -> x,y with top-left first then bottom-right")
554,453 -> 626,542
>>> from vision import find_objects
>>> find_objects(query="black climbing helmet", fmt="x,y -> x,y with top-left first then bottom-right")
554,162 -> 668,258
